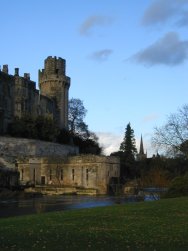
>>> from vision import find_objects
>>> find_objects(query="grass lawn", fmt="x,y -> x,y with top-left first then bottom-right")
0,197 -> 188,251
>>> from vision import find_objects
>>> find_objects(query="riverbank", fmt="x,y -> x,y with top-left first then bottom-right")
0,197 -> 188,250
0,188 -> 42,200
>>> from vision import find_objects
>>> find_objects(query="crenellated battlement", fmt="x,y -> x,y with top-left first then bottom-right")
0,56 -> 70,133
0,65 -> 32,81
39,56 -> 70,129
39,56 -> 66,80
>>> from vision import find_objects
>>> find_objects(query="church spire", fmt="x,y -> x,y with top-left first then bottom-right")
139,135 -> 144,155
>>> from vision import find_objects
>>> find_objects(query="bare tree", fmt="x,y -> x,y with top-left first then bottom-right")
152,104 -> 188,157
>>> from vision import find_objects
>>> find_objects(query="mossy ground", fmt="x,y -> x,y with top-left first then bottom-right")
0,197 -> 188,251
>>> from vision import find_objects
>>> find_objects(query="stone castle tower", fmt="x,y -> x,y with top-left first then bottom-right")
0,56 -> 70,133
39,56 -> 70,129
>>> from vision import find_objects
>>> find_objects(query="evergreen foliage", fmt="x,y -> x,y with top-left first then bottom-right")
111,123 -> 138,181
120,122 -> 137,158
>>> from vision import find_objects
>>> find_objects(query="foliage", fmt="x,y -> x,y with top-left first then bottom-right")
7,99 -> 102,154
164,157 -> 188,178
72,134 -> 102,155
165,173 -> 188,198
112,123 -> 137,181
35,115 -> 59,141
56,128 -> 102,154
68,98 -> 101,154
0,197 -> 188,250
136,155 -> 188,187
8,115 -> 36,138
8,115 -> 59,142
152,104 -> 188,157
68,98 -> 87,135
56,128 -> 72,145
120,122 -> 137,157
139,167 -> 170,188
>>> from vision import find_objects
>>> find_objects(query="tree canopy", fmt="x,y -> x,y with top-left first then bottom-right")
120,122 -> 137,158
152,104 -> 188,157
8,115 -> 59,141
67,98 -> 101,154
7,98 -> 102,155
68,98 -> 87,135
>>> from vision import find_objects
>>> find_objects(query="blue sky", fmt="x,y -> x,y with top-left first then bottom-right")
1,0 -> 188,156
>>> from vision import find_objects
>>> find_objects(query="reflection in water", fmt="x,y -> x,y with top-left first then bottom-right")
0,194 -> 156,218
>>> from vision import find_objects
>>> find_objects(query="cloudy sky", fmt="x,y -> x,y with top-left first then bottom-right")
1,0 -> 188,156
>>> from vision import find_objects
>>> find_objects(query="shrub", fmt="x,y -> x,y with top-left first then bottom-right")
165,173 -> 188,198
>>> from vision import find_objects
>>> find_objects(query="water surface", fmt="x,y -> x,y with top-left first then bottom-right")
0,195 -> 145,218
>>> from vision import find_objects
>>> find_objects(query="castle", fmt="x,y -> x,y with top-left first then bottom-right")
0,56 -> 70,134
0,56 -> 120,195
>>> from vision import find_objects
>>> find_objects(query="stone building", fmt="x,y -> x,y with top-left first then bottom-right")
0,56 -> 121,194
137,135 -> 147,161
17,155 -> 120,195
0,56 -> 70,133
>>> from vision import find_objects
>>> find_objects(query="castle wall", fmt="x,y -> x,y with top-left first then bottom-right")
14,74 -> 39,118
17,155 -> 120,194
0,56 -> 70,132
0,70 -> 15,133
0,136 -> 79,160
39,56 -> 70,129
39,95 -> 55,118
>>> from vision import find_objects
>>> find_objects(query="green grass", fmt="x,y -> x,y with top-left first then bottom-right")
0,197 -> 188,251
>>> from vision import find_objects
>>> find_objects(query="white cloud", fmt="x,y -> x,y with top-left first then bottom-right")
131,32 -> 188,66
96,132 -> 122,155
79,15 -> 114,36
97,132 -> 155,157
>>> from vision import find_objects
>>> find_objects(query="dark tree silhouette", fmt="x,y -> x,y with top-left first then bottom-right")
120,122 -> 137,159
68,98 -> 87,135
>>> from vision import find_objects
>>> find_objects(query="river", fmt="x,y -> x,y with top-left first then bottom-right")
0,194 -> 158,218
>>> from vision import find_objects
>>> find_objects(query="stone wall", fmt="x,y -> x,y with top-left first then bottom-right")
17,155 -> 120,194
0,70 -> 15,133
39,56 -> 70,129
0,56 -> 70,133
0,136 -> 79,162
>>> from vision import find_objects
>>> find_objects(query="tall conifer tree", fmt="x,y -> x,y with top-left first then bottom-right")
120,122 -> 137,159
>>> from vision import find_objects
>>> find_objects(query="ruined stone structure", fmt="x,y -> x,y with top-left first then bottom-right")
17,155 -> 120,195
0,56 -> 70,133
